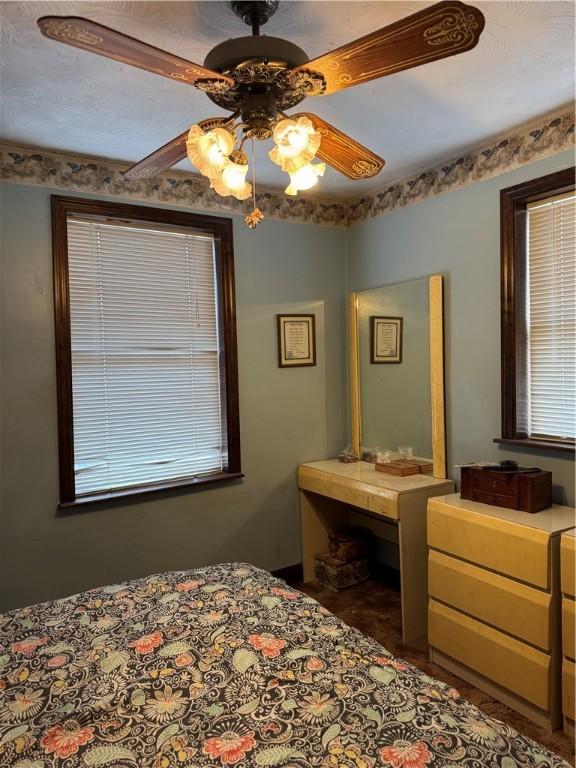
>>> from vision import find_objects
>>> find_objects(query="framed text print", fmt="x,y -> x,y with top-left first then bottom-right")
277,314 -> 316,367
370,316 -> 403,363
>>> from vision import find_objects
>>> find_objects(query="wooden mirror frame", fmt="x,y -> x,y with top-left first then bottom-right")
349,274 -> 447,478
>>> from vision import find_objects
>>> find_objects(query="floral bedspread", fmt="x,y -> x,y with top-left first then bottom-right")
0,564 -> 570,767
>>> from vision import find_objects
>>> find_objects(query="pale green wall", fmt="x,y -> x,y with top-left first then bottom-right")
347,149 -> 575,505
0,184 -> 347,611
2,149 -> 575,611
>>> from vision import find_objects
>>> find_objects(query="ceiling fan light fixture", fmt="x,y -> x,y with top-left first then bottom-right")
212,150 -> 252,200
41,0 -> 486,219
269,116 -> 321,172
186,124 -> 235,180
284,161 -> 326,195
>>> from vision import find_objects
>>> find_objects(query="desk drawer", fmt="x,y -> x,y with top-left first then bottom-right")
562,597 -> 575,661
368,492 -> 398,519
429,550 -> 551,651
563,658 -> 575,721
561,534 -> 576,598
428,500 -> 550,589
429,600 -> 551,711
298,468 -> 369,510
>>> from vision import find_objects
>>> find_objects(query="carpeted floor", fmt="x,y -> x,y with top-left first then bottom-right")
299,577 -> 575,765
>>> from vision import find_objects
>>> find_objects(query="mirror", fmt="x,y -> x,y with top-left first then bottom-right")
349,275 -> 446,478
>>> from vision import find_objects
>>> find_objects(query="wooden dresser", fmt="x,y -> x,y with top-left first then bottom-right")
427,493 -> 575,731
298,459 -> 454,645
561,528 -> 575,737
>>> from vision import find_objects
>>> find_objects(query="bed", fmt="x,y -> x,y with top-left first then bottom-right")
0,563 -> 570,767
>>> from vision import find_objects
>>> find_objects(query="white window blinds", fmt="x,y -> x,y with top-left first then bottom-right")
526,191 -> 576,441
67,216 -> 226,496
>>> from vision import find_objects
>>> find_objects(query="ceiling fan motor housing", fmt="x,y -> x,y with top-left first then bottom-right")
204,36 -> 309,73
201,36 -> 325,139
240,92 -> 278,140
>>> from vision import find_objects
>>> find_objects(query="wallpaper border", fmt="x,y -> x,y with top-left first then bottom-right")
1,106 -> 574,228
0,145 -> 347,229
346,106 -> 575,226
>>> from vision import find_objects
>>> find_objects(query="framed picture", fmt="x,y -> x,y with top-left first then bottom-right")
276,314 -> 316,367
370,316 -> 403,363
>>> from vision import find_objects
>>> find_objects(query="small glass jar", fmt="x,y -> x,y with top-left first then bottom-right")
398,445 -> 414,459
376,448 -> 392,464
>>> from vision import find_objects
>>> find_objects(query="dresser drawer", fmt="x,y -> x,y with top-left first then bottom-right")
298,468 -> 369,510
563,658 -> 575,721
429,599 -> 551,710
561,534 -> 576,598
562,597 -> 575,661
428,500 -> 550,589
429,550 -> 551,651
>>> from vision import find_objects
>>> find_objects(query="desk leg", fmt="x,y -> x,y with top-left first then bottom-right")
398,510 -> 428,646
300,490 -> 349,583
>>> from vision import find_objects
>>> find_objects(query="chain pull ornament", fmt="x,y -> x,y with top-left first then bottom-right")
245,139 -> 264,229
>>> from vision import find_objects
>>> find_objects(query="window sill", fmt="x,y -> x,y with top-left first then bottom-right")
58,471 -> 245,510
493,437 -> 575,455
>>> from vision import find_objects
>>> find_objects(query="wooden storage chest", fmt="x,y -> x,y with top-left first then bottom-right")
460,465 -> 552,513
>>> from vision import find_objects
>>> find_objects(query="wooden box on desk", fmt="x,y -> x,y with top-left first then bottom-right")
460,465 -> 552,513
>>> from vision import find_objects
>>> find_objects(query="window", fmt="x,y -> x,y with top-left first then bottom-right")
499,168 -> 575,452
52,197 -> 241,507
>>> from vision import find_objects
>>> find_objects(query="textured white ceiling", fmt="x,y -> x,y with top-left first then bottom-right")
1,1 -> 574,198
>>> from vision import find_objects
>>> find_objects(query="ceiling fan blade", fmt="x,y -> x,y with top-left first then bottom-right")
37,16 -> 234,88
294,113 -> 384,180
124,131 -> 188,180
124,118 -> 231,180
296,1 -> 485,95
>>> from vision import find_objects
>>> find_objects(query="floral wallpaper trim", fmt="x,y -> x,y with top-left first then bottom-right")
346,106 -> 575,226
1,106 -> 574,228
0,145 -> 348,229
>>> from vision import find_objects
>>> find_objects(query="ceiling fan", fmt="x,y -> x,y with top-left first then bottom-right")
38,0 -> 485,227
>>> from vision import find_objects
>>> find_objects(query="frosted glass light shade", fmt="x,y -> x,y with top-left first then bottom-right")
222,155 -> 249,191
269,116 -> 321,173
212,178 -> 252,201
186,124 -> 235,180
211,151 -> 252,201
285,161 -> 326,195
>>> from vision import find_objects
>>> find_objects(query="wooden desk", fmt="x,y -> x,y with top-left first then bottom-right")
298,459 -> 454,645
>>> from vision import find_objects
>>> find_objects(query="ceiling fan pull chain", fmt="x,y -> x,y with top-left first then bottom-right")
251,139 -> 256,207
245,138 -> 264,229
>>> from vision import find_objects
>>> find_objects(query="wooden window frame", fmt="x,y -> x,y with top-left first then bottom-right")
496,167 -> 576,454
52,195 -> 242,508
